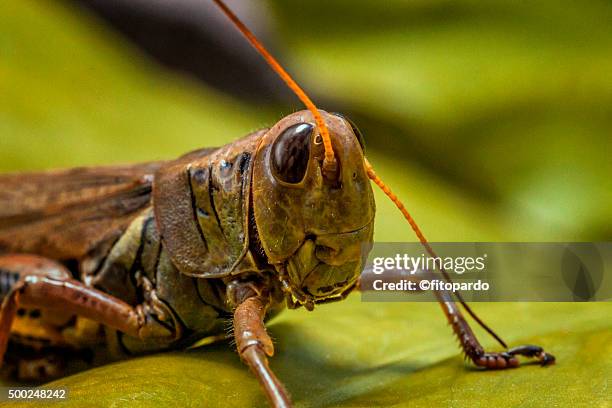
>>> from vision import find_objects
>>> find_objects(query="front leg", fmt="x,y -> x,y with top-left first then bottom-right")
360,267 -> 555,369
231,282 -> 292,408
435,288 -> 554,368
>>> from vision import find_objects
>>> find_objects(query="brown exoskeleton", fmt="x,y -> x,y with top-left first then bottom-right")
0,1 -> 554,406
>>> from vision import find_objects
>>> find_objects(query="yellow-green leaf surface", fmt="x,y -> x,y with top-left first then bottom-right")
4,302 -> 611,407
0,1 -> 610,407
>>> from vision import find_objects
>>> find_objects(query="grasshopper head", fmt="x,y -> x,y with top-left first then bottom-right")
252,110 -> 375,307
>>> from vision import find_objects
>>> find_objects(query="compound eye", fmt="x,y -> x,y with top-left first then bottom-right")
272,123 -> 313,184
332,112 -> 365,153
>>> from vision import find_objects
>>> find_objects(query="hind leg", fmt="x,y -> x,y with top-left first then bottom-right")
0,255 -> 88,379
0,254 -> 178,372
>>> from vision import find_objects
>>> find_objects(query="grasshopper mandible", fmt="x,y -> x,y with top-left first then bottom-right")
0,1 -> 554,406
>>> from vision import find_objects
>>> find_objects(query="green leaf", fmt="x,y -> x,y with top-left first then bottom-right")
3,302 -> 611,407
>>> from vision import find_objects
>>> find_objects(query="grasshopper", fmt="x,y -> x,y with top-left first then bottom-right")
0,1 -> 554,406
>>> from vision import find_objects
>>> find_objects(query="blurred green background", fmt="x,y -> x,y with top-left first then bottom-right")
0,0 -> 610,407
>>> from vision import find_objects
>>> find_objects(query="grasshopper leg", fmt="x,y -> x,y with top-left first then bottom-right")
0,254 -> 176,366
232,285 -> 292,408
359,267 -> 555,369
434,288 -> 554,368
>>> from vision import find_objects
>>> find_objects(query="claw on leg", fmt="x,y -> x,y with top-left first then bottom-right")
507,344 -> 556,366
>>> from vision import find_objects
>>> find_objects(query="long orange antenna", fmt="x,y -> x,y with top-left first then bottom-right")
212,0 -> 336,174
364,159 -> 508,348
213,0 -> 503,347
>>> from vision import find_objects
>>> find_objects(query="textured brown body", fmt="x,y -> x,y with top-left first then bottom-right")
0,129 -> 286,359
0,111 -> 376,365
